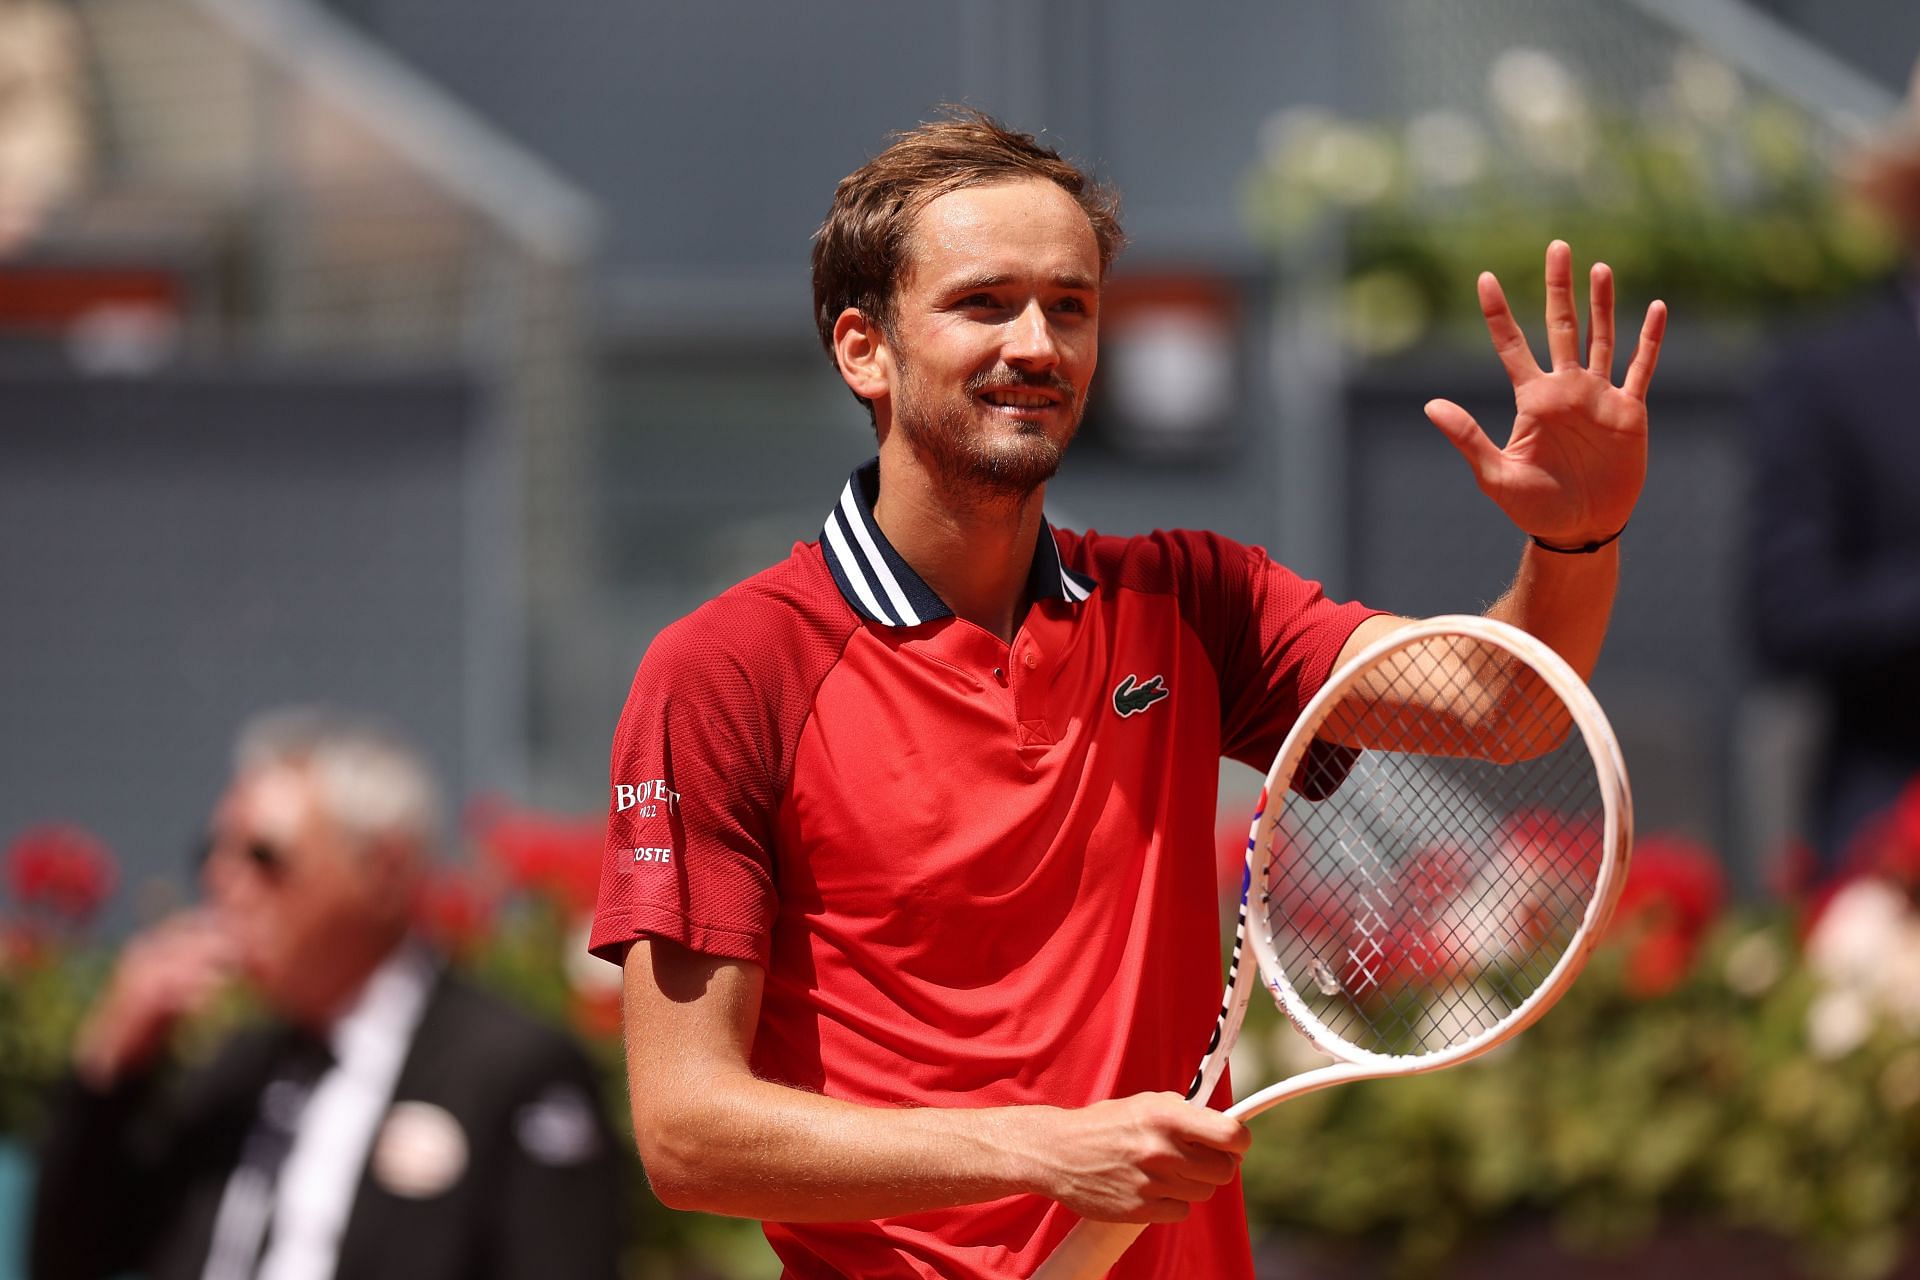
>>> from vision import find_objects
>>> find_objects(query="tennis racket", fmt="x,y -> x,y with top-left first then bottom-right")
1032,614 -> 1632,1279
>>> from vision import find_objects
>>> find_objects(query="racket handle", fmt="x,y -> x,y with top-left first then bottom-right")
1029,1218 -> 1147,1280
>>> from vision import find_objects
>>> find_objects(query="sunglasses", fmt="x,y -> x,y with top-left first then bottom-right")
197,834 -> 294,882
243,840 -> 291,879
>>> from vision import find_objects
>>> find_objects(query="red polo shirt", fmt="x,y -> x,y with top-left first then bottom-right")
592,460 -> 1380,1279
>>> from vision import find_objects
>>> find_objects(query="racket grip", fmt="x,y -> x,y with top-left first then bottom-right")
1029,1218 -> 1147,1280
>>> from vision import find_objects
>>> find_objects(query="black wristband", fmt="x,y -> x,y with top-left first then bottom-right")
1529,525 -> 1626,555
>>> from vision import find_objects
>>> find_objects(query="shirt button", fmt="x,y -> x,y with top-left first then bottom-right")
1023,650 -> 1039,670
992,667 -> 1005,681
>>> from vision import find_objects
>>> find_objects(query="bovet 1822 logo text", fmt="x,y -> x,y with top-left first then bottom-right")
614,780 -> 680,820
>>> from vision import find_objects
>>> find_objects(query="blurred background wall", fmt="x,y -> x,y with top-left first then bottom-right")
6,0 -> 1920,907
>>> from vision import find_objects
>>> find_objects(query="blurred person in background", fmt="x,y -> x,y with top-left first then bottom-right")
0,0 -> 88,254
1747,56 -> 1920,884
593,109 -> 1663,1278
30,708 -> 622,1280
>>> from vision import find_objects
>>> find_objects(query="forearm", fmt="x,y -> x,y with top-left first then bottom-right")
638,1071 -> 1059,1221
1323,542 -> 1619,758
1485,540 -> 1620,681
625,939 -> 1243,1225
627,939 -> 1056,1221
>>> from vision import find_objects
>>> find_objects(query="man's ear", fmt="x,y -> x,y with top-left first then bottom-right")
832,307 -> 892,403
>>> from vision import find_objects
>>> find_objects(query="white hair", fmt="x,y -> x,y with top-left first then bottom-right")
233,707 -> 442,856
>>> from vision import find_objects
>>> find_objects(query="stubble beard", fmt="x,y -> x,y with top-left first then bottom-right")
895,362 -> 1084,503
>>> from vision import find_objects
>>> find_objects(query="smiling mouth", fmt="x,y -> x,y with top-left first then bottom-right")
979,389 -> 1062,410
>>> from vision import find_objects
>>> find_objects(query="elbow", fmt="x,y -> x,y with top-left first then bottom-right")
1472,675 -> 1576,766
631,1101 -> 730,1213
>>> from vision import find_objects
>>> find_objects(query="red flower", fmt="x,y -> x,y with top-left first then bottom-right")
467,796 -> 606,916
1498,810 -> 1606,885
570,988 -> 623,1042
1604,832 -> 1725,997
1,920 -> 49,970
1832,779 -> 1920,890
1769,837 -> 1820,905
412,865 -> 499,957
4,824 -> 117,928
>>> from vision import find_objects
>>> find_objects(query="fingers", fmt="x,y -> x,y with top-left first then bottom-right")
1166,1102 -> 1253,1157
1622,300 -> 1668,401
1542,240 -> 1581,371
75,913 -> 240,1086
1586,262 -> 1615,378
1044,1092 -> 1251,1223
1424,399 -> 1500,485
1476,271 -> 1540,387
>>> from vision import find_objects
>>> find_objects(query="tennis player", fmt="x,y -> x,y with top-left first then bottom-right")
590,109 -> 1663,1279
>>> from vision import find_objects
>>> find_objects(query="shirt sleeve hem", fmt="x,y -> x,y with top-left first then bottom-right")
587,906 -> 770,969
1296,604 -> 1394,706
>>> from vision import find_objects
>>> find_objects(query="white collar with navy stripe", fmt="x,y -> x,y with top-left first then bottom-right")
820,459 -> 1098,627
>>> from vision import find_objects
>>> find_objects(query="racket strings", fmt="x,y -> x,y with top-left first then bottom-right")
1260,635 -> 1604,1058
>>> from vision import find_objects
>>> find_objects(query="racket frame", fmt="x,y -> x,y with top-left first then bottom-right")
1232,613 -> 1632,1119
1029,614 -> 1631,1279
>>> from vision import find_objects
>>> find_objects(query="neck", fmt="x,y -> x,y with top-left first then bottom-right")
288,925 -> 407,1033
872,436 -> 1044,643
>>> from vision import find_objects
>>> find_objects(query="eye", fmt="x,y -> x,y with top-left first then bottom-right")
1053,296 -> 1090,315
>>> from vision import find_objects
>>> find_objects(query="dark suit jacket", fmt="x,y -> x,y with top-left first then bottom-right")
30,968 -> 625,1280
1747,278 -> 1920,865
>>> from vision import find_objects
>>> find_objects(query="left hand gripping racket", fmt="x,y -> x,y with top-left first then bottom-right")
1032,615 -> 1632,1279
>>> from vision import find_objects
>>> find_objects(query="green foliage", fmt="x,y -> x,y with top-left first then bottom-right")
16,888 -> 1920,1276
1245,50 -> 1903,358
0,944 -> 101,1140
1237,920 -> 1920,1278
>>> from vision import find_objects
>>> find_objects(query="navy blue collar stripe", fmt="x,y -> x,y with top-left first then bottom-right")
819,458 -> 1098,628
839,479 -> 933,624
822,505 -> 899,625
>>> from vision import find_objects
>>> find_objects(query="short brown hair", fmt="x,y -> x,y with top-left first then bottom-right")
810,108 -> 1124,404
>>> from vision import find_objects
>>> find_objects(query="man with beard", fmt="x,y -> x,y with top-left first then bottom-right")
591,109 -> 1664,1279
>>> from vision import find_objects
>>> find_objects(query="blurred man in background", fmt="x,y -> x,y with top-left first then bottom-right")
31,708 -> 622,1280
1747,58 -> 1920,882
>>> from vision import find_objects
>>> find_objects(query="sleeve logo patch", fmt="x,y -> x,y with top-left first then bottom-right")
614,780 -> 680,819
631,847 -> 673,865
1112,673 -> 1171,717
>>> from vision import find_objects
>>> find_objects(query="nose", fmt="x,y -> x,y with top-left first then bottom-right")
201,846 -> 249,910
1002,299 -> 1060,371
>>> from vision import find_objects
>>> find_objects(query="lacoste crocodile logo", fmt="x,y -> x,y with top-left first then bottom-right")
1112,674 -> 1171,718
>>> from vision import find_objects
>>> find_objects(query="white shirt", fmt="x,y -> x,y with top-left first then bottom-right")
202,942 -> 438,1280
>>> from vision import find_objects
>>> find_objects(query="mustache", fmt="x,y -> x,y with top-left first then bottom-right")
966,369 -> 1077,405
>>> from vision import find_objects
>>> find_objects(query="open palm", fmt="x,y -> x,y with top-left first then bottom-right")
1424,241 -> 1668,549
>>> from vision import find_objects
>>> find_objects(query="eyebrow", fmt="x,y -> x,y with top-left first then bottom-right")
943,270 -> 1098,296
